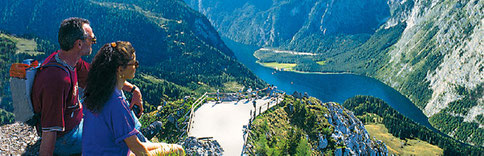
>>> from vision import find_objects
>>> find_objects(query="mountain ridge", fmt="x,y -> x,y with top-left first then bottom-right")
185,0 -> 390,47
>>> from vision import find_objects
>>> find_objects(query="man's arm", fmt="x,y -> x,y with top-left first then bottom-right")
122,81 -> 144,115
39,131 -> 57,156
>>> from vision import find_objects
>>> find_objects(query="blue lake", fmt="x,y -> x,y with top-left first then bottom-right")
224,38 -> 436,130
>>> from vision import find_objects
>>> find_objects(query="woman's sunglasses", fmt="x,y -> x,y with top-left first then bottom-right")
128,60 -> 139,68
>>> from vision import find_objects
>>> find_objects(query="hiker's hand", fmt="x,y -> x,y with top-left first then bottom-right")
130,87 -> 144,116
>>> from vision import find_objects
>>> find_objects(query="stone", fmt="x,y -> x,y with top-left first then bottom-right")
180,136 -> 224,155
0,122 -> 40,155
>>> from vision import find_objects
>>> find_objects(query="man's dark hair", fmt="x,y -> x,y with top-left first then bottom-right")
58,17 -> 90,51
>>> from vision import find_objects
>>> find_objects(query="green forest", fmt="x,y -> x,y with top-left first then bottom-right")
342,95 -> 483,155
0,34 -> 16,116
428,83 -> 483,146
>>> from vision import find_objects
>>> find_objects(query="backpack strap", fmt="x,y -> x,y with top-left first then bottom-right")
27,62 -> 73,130
42,62 -> 71,75
41,62 -> 74,104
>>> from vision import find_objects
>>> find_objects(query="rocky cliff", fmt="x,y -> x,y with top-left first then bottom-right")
324,102 -> 388,155
375,0 -> 483,146
379,0 -> 482,116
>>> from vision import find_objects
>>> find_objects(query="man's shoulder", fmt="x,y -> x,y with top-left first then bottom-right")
36,62 -> 71,84
40,63 -> 70,76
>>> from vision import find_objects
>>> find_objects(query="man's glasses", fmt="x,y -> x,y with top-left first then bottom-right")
128,60 -> 139,68
86,36 -> 96,44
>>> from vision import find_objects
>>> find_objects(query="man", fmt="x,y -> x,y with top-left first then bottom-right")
31,17 -> 143,155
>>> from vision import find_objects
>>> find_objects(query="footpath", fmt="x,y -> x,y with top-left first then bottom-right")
188,96 -> 282,156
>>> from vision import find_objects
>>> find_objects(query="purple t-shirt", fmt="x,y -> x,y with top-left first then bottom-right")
82,88 -> 139,155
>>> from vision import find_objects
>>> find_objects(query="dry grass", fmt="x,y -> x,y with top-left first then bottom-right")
365,124 -> 443,156
316,60 -> 326,65
260,62 -> 297,71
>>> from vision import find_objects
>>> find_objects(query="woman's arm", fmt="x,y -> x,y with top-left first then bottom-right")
125,136 -> 185,156
145,143 -> 185,156
125,135 -> 149,155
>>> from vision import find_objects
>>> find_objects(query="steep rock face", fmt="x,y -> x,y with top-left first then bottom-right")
375,0 -> 483,146
184,0 -> 390,47
379,0 -> 482,115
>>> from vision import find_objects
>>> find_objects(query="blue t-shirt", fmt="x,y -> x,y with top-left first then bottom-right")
82,88 -> 139,155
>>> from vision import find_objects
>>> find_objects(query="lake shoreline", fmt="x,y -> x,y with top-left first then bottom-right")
256,60 -> 356,75
224,37 -> 435,129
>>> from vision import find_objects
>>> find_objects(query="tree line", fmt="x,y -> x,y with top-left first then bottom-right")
343,95 -> 483,155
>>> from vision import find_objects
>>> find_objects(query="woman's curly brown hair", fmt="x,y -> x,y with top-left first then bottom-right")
83,41 -> 136,113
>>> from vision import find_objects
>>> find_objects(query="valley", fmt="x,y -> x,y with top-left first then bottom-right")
187,0 -> 484,147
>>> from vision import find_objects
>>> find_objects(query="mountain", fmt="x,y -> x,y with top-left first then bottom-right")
0,0 -> 265,110
185,0 -> 390,47
185,0 -> 483,146
374,0 -> 483,147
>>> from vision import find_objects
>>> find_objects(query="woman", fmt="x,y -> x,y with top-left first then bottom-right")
82,41 -> 184,155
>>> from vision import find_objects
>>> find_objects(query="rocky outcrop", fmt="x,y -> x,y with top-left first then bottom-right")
244,96 -> 387,155
324,102 -> 388,155
0,122 -> 40,155
180,136 -> 224,155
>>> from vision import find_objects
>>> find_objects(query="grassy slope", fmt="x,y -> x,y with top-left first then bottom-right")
365,123 -> 443,155
0,34 -> 42,56
344,95 -> 483,155
247,96 -> 335,155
